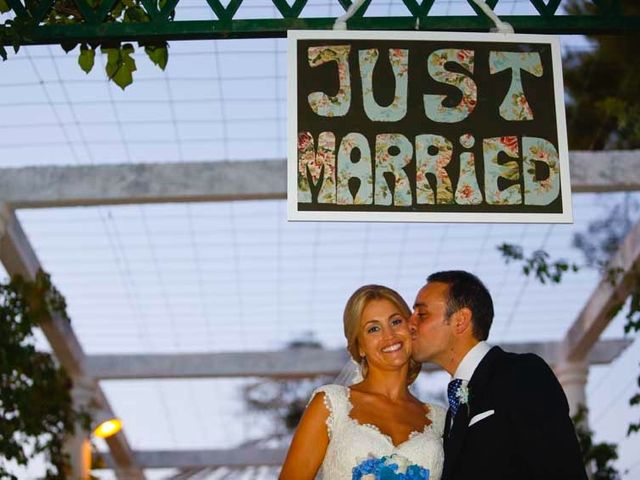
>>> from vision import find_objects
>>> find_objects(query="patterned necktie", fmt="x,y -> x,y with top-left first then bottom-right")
447,378 -> 464,418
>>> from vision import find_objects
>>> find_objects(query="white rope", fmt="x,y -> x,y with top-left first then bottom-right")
334,0 -> 367,30
468,0 -> 514,34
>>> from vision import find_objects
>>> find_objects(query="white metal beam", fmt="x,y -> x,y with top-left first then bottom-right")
86,339 -> 631,380
0,160 -> 286,208
561,218 -> 640,361
570,150 -> 640,193
0,205 -> 145,480
99,448 -> 286,469
0,151 -> 638,209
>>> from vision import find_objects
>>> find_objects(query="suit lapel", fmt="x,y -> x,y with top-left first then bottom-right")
444,404 -> 469,466
443,346 -> 503,477
466,346 -> 502,398
444,408 -> 452,440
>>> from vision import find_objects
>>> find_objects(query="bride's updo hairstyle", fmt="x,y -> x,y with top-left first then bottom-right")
343,284 -> 422,385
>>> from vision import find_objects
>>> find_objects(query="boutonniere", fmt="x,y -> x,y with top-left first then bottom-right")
456,384 -> 471,415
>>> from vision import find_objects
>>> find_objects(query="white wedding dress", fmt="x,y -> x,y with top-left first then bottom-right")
311,384 -> 445,480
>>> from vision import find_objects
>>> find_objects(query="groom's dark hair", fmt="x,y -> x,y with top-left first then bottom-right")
427,270 -> 494,340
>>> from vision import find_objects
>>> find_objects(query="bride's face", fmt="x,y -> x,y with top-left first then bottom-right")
358,298 -> 412,373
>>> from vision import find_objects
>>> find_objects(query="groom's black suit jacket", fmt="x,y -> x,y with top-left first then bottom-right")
442,346 -> 587,480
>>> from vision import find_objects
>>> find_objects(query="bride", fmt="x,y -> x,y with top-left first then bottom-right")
280,285 -> 445,479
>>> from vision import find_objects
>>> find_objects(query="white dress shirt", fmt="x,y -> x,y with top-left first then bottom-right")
453,341 -> 492,382
448,341 -> 491,428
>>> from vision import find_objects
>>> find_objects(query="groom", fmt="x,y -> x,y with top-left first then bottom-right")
409,270 -> 587,480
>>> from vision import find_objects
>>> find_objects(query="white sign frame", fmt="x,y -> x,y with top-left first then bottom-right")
287,29 -> 572,223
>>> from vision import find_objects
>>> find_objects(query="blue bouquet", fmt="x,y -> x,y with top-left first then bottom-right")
352,454 -> 430,480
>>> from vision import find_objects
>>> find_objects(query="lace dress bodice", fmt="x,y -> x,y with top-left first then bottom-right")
311,384 -> 445,480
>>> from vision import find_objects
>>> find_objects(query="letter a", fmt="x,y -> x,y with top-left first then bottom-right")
337,133 -> 373,205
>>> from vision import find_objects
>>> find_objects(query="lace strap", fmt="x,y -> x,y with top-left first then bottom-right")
308,384 -> 350,438
426,403 -> 447,436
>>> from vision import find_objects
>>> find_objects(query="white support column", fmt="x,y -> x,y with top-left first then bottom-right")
556,218 -> 640,421
0,204 -> 145,480
554,359 -> 589,418
67,378 -> 95,480
561,219 -> 640,362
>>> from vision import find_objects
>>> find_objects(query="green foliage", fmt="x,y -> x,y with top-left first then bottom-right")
564,1 -> 640,149
0,0 -> 170,88
572,405 -> 620,480
573,196 -> 640,270
496,243 -> 579,284
0,271 -> 88,479
103,43 -> 136,90
78,43 -> 95,73
0,14 -> 34,61
144,42 -> 168,70
629,379 -> 640,435
622,278 -> 640,436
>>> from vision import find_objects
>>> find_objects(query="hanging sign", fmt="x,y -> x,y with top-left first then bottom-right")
287,30 -> 572,223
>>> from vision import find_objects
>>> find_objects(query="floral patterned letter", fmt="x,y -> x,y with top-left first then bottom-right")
483,136 -> 522,205
489,51 -> 543,121
359,48 -> 409,122
415,134 -> 454,204
374,133 -> 413,206
337,133 -> 373,205
297,131 -> 336,204
522,137 -> 560,205
424,49 -> 477,124
455,151 -> 483,205
307,45 -> 352,117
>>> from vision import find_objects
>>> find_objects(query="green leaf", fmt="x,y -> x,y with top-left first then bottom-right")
122,42 -> 135,56
0,0 -> 11,13
123,5 -> 149,22
0,44 -> 7,61
78,44 -> 95,74
60,41 -> 78,53
109,0 -> 125,19
103,44 -> 136,90
144,43 -> 168,70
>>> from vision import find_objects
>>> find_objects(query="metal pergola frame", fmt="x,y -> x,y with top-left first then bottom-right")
0,0 -> 639,48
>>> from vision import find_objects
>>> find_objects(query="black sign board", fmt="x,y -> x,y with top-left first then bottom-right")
288,30 -> 571,223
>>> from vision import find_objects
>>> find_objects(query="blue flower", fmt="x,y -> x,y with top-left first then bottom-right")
352,455 -> 429,480
406,464 -> 430,480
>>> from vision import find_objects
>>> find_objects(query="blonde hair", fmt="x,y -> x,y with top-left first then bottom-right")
343,284 -> 421,385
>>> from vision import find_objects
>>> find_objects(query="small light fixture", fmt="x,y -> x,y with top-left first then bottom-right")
92,411 -> 123,439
